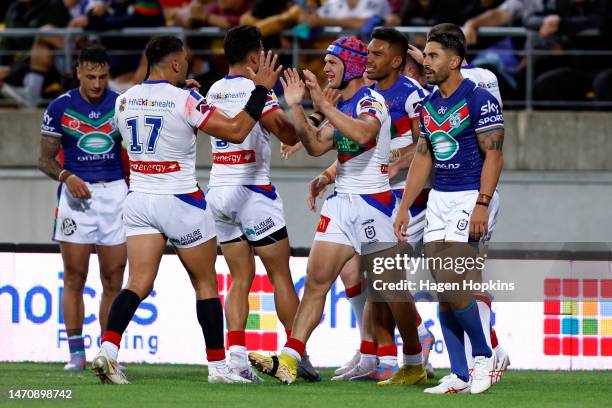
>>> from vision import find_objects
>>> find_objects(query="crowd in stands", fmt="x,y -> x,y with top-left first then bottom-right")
0,0 -> 610,107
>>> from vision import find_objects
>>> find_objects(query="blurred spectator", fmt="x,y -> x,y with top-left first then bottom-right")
0,0 -> 71,106
401,0 -> 474,27
463,0 -> 542,45
524,0 -> 612,103
240,0 -> 300,37
303,0 -> 399,30
74,0 -> 166,91
189,0 -> 252,29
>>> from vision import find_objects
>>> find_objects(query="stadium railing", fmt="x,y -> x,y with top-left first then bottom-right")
0,26 -> 609,110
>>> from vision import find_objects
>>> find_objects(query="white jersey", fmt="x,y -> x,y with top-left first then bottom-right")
461,65 -> 503,107
206,75 -> 280,186
334,87 -> 391,194
115,80 -> 215,194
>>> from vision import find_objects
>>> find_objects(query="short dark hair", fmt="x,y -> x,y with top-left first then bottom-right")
427,32 -> 466,61
428,23 -> 467,47
78,45 -> 109,66
224,25 -> 263,66
144,36 -> 184,79
371,27 -> 408,68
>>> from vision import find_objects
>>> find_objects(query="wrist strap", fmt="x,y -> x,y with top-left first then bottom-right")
476,201 -> 489,208
243,85 -> 269,121
58,169 -> 72,183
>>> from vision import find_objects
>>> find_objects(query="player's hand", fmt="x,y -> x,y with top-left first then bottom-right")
388,160 -> 401,180
65,175 -> 91,199
91,3 -> 109,17
407,44 -> 424,65
470,204 -> 489,241
184,78 -> 201,89
281,141 -> 303,160
462,22 -> 478,46
248,50 -> 282,91
307,174 -> 330,212
280,68 -> 305,107
303,69 -> 327,109
393,209 -> 411,241
313,87 -> 341,111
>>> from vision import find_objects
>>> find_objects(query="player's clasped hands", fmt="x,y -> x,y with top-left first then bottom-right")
248,50 -> 283,91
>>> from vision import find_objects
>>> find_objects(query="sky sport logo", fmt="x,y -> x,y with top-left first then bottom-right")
220,273 -> 278,351
543,279 -> 612,356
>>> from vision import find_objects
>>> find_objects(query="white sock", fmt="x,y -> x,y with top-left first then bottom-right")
379,355 -> 397,367
347,289 -> 367,335
208,359 -> 228,370
359,353 -> 377,370
403,352 -> 422,366
23,72 -> 44,98
281,346 -> 302,363
101,341 -> 119,361
229,345 -> 247,367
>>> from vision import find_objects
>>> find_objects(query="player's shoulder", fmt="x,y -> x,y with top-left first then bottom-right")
47,89 -> 76,113
361,86 -> 385,102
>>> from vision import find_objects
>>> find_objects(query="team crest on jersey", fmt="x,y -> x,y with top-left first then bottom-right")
68,119 -> 80,130
61,218 -> 77,235
449,113 -> 461,129
437,106 -> 447,115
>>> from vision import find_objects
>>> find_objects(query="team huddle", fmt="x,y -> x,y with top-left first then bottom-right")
39,22 -> 506,394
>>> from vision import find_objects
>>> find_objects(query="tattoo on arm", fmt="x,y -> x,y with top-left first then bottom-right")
478,129 -> 504,151
38,137 -> 63,180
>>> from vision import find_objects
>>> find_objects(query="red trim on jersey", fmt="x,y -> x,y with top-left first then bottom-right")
381,163 -> 388,174
212,150 -> 256,165
197,106 -> 216,131
367,190 -> 393,208
394,115 -> 412,136
129,160 -> 181,174
260,105 -> 281,118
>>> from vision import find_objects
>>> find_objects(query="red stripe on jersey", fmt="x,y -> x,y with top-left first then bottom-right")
130,160 -> 181,174
381,163 -> 388,174
261,105 -> 281,118
394,115 -> 412,136
212,150 -> 256,165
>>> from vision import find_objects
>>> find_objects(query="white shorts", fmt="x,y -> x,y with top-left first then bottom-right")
53,179 -> 127,246
392,188 -> 430,245
315,191 -> 398,255
206,185 -> 287,243
423,189 -> 500,244
123,189 -> 216,248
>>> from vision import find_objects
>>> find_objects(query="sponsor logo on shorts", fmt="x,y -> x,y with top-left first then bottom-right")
61,218 -> 77,235
457,219 -> 468,231
212,150 -> 256,165
246,217 -> 275,237
130,160 -> 181,174
364,225 -> 376,239
176,229 -> 203,246
316,214 -> 331,233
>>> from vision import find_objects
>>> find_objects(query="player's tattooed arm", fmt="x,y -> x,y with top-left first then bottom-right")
261,109 -> 299,146
477,127 -> 504,198
38,136 -> 63,180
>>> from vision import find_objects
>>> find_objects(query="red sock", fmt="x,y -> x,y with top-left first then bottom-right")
491,327 -> 499,349
377,345 -> 397,357
359,340 -> 377,355
345,283 -> 362,298
227,330 -> 245,347
206,348 -> 225,362
284,338 -> 305,357
101,330 -> 121,348
285,329 -> 292,339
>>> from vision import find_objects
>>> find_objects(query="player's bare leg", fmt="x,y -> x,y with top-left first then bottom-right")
220,239 -> 262,382
60,242 -> 92,371
93,234 -> 165,384
96,244 -> 127,332
177,238 -> 250,383
256,238 -> 321,381
250,241 -> 354,383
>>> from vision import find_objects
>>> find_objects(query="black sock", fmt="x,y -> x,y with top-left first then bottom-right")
105,289 -> 142,336
196,298 -> 225,355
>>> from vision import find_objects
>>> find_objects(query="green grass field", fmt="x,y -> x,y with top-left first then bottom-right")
1,363 -> 610,408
